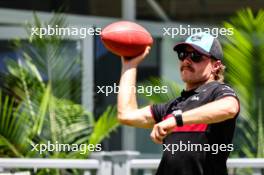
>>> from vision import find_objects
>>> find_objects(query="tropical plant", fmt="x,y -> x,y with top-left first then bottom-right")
0,13 -> 119,174
223,8 -> 264,158
0,91 -> 33,158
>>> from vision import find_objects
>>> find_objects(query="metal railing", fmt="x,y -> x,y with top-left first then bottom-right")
129,158 -> 264,175
0,158 -> 101,175
0,151 -> 264,175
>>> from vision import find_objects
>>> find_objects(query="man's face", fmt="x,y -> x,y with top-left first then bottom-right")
178,46 -> 216,84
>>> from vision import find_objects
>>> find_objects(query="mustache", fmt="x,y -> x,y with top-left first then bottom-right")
180,65 -> 195,72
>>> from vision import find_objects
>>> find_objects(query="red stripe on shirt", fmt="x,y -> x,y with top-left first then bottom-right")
162,114 -> 207,132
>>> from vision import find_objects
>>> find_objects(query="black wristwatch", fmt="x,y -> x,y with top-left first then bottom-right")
172,110 -> 183,127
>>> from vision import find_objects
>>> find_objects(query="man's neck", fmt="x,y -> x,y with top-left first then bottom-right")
185,78 -> 214,91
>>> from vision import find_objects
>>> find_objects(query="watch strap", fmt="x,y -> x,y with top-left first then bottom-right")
172,110 -> 183,127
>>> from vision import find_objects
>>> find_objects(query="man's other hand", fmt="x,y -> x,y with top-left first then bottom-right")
150,117 -> 177,144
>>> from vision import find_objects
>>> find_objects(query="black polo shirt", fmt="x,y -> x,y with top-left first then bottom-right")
150,81 -> 239,175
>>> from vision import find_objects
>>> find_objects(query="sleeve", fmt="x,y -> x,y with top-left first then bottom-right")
213,83 -> 239,101
150,100 -> 174,123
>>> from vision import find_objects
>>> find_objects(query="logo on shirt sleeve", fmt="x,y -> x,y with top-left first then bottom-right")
222,85 -> 233,91
190,95 -> 200,101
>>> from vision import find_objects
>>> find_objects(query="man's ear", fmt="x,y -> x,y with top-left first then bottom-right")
212,60 -> 222,73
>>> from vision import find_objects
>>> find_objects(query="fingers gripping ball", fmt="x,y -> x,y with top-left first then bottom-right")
101,21 -> 153,57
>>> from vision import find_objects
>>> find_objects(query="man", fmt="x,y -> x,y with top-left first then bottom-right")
117,32 -> 240,175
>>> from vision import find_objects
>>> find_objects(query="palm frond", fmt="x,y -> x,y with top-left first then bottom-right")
223,8 -> 264,158
32,83 -> 51,136
0,92 -> 30,157
88,106 -> 119,149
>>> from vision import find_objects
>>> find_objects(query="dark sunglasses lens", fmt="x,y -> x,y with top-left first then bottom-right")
190,52 -> 202,62
178,51 -> 203,62
178,52 -> 185,60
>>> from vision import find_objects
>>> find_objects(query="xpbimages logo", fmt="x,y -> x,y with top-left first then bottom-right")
162,25 -> 233,38
31,25 -> 102,38
163,141 -> 234,155
31,141 -> 102,154
96,83 -> 168,96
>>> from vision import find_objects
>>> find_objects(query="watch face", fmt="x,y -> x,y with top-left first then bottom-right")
172,110 -> 183,127
173,110 -> 182,116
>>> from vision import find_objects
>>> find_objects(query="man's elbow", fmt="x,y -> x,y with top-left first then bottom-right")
117,112 -> 132,125
224,97 -> 239,119
227,107 -> 239,119
117,112 -> 126,124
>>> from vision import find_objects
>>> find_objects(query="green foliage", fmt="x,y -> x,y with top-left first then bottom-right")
223,8 -> 264,158
89,106 -> 118,148
0,92 -> 29,157
0,12 -> 119,174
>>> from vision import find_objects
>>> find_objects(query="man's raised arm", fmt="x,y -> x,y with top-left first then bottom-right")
117,46 -> 156,129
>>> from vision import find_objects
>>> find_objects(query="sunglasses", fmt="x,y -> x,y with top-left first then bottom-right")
178,51 -> 206,63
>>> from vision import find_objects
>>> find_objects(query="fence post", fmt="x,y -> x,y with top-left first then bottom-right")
110,151 -> 140,175
90,152 -> 112,175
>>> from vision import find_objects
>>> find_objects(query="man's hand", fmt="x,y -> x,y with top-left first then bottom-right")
150,117 -> 176,144
121,46 -> 151,68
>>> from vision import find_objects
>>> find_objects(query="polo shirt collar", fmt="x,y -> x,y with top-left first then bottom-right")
181,81 -> 219,97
